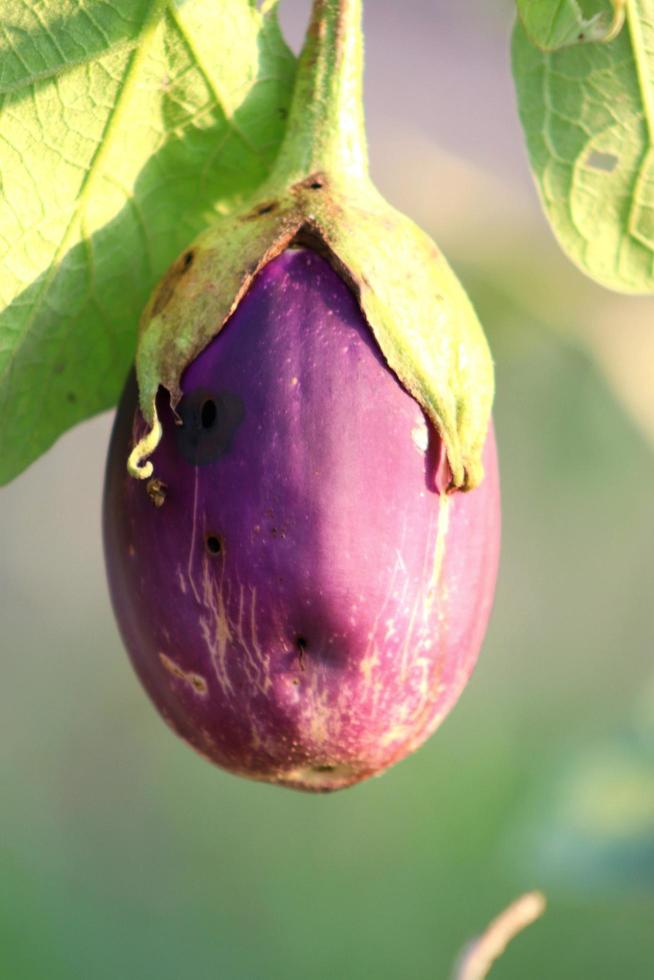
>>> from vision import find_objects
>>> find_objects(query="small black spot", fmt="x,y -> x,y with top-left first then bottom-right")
201,398 -> 217,429
175,387 -> 245,465
256,202 -> 277,216
205,533 -> 222,555
182,250 -> 194,271
313,764 -> 335,773
296,173 -> 326,193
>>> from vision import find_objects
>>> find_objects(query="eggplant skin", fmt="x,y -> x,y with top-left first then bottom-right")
103,249 -> 500,792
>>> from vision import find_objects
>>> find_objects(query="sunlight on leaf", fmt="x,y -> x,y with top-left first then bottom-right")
0,0 -> 295,484
512,0 -> 654,293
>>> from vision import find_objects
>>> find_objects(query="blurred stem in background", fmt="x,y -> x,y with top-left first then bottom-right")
452,892 -> 546,980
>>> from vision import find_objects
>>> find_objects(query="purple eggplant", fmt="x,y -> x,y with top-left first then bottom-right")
104,249 -> 500,792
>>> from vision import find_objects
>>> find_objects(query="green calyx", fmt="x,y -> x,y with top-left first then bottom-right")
129,0 -> 494,492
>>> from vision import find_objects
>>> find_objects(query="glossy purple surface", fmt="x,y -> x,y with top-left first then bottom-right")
104,249 -> 500,791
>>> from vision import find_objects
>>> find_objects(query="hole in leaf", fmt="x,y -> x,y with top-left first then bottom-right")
585,150 -> 619,173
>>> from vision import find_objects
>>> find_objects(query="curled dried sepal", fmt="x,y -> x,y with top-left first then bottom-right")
127,409 -> 161,479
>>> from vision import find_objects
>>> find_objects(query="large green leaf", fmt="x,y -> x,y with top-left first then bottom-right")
0,0 -> 295,484
512,0 -> 654,293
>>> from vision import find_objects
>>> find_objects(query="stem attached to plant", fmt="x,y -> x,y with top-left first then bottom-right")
270,0 -> 368,185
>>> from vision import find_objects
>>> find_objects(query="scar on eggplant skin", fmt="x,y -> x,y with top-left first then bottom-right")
295,635 -> 308,670
147,478 -> 167,508
175,387 -> 245,466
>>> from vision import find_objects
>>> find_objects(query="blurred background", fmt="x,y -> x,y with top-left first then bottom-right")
2,2 -> 654,977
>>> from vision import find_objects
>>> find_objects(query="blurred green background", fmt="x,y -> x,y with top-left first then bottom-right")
2,3 -> 654,977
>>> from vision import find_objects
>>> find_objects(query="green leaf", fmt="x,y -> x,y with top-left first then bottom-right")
516,0 -> 625,51
0,0 -> 295,484
511,0 -> 654,293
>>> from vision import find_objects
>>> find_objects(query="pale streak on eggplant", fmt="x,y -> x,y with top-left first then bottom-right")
406,496 -> 456,738
363,533 -> 414,721
248,587 -> 272,695
394,548 -> 408,576
398,504 -> 437,684
386,498 -> 451,744
359,644 -> 380,687
176,565 -> 188,595
233,584 -> 273,698
186,468 -> 202,604
195,556 -> 273,701
358,516 -> 408,689
184,476 -> 249,697
158,652 -> 208,696
424,492 -> 451,617
199,554 -> 235,696
301,674 -> 333,746
325,520 -> 438,757
397,588 -> 422,687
